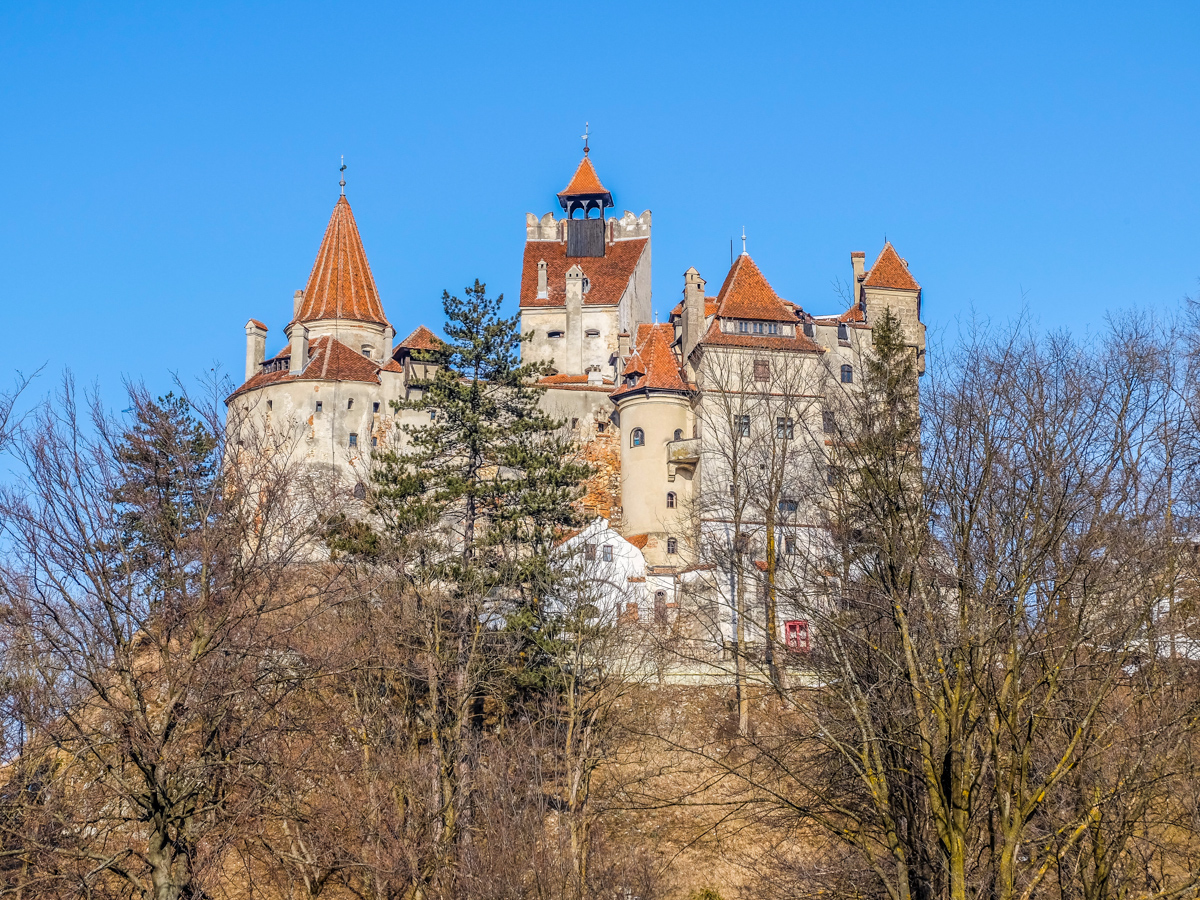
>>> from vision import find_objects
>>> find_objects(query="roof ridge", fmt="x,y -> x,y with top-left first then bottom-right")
862,241 -> 920,291
558,156 -> 610,198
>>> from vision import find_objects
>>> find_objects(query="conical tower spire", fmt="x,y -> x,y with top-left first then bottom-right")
294,195 -> 389,326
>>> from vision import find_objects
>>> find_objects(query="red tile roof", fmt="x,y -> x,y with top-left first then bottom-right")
669,298 -> 719,318
294,196 -> 389,327
520,238 -> 648,308
837,304 -> 866,323
863,242 -> 920,291
538,373 -> 615,386
247,318 -> 268,331
395,324 -> 443,353
625,534 -> 650,550
612,324 -> 690,398
558,156 -> 610,197
228,335 -> 386,399
713,254 -> 796,323
700,318 -> 824,353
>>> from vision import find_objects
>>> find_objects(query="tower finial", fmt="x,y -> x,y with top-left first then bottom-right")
582,122 -> 590,156
741,226 -> 747,256
339,155 -> 347,196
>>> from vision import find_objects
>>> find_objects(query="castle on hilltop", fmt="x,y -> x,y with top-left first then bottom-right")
228,148 -> 925,650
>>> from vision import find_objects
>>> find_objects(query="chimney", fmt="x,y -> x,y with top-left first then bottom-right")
564,265 -> 584,375
537,259 -> 548,299
682,267 -> 706,370
293,289 -> 305,319
851,252 -> 866,305
287,322 -> 309,375
244,320 -> 267,383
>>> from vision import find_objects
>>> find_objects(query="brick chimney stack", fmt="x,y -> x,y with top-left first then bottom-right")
244,320 -> 267,383
682,267 -> 706,372
287,322 -> 309,375
564,265 -> 584,375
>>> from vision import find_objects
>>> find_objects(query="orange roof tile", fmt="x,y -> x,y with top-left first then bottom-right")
612,324 -> 690,398
247,318 -> 268,331
558,156 -> 610,198
862,242 -> 920,291
625,534 -> 650,550
294,196 -> 389,327
538,373 -> 615,386
837,304 -> 866,323
669,297 -> 719,318
520,238 -> 647,308
395,324 -> 443,353
700,318 -> 825,353
228,336 -> 384,399
713,254 -> 796,323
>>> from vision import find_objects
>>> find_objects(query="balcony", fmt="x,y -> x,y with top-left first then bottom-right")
667,438 -> 700,481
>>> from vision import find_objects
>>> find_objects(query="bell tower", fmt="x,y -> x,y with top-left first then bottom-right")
557,129 -> 613,257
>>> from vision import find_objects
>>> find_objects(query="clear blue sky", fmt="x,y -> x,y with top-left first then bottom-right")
2,2 -> 1198,405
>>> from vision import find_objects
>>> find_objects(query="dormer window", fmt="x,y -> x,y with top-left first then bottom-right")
753,322 -> 764,334
767,323 -> 778,335
361,344 -> 374,358
737,321 -> 750,334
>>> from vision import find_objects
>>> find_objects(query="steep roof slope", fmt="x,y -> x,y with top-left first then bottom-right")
862,242 -> 920,291
520,239 -> 648,308
294,196 -> 389,326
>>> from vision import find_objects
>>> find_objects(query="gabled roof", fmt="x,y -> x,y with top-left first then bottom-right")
558,156 -> 611,200
294,196 -> 389,327
395,324 -> 443,354
713,254 -> 796,323
612,324 -> 690,398
862,242 -> 920,291
520,238 -> 648,308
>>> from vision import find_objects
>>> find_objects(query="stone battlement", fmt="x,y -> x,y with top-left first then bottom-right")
525,209 -> 652,243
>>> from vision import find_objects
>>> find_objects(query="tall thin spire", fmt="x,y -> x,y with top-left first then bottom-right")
741,226 -> 747,256
339,155 -> 347,196
581,122 -> 590,156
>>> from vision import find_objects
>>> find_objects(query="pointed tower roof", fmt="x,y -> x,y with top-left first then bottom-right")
612,324 -> 689,398
558,156 -> 611,201
863,241 -> 921,291
713,254 -> 796,323
294,196 -> 389,326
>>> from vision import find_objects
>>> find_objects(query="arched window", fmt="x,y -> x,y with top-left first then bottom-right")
353,482 -> 366,500
666,491 -> 677,509
840,364 -> 854,384
666,538 -> 678,555
631,428 -> 645,447
673,428 -> 683,441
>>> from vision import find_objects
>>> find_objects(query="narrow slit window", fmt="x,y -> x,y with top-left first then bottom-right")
315,401 -> 323,413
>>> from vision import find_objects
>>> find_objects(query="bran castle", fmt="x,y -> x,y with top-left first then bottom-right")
229,149 -> 925,655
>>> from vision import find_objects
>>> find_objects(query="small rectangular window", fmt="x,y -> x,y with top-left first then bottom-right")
735,415 -> 750,436
371,435 -> 378,447
315,401 -> 323,413
776,417 -> 794,439
666,538 -> 678,555
768,323 -> 778,335
778,498 -> 798,515
838,323 -> 849,342
738,321 -> 749,334
784,536 -> 797,555
785,620 -> 810,652
823,410 -> 836,433
827,465 -> 841,486
601,544 -> 613,562
753,322 -> 764,334
754,359 -> 769,382
584,543 -> 596,561
373,401 -> 380,413
348,433 -> 358,448
548,330 -> 564,339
